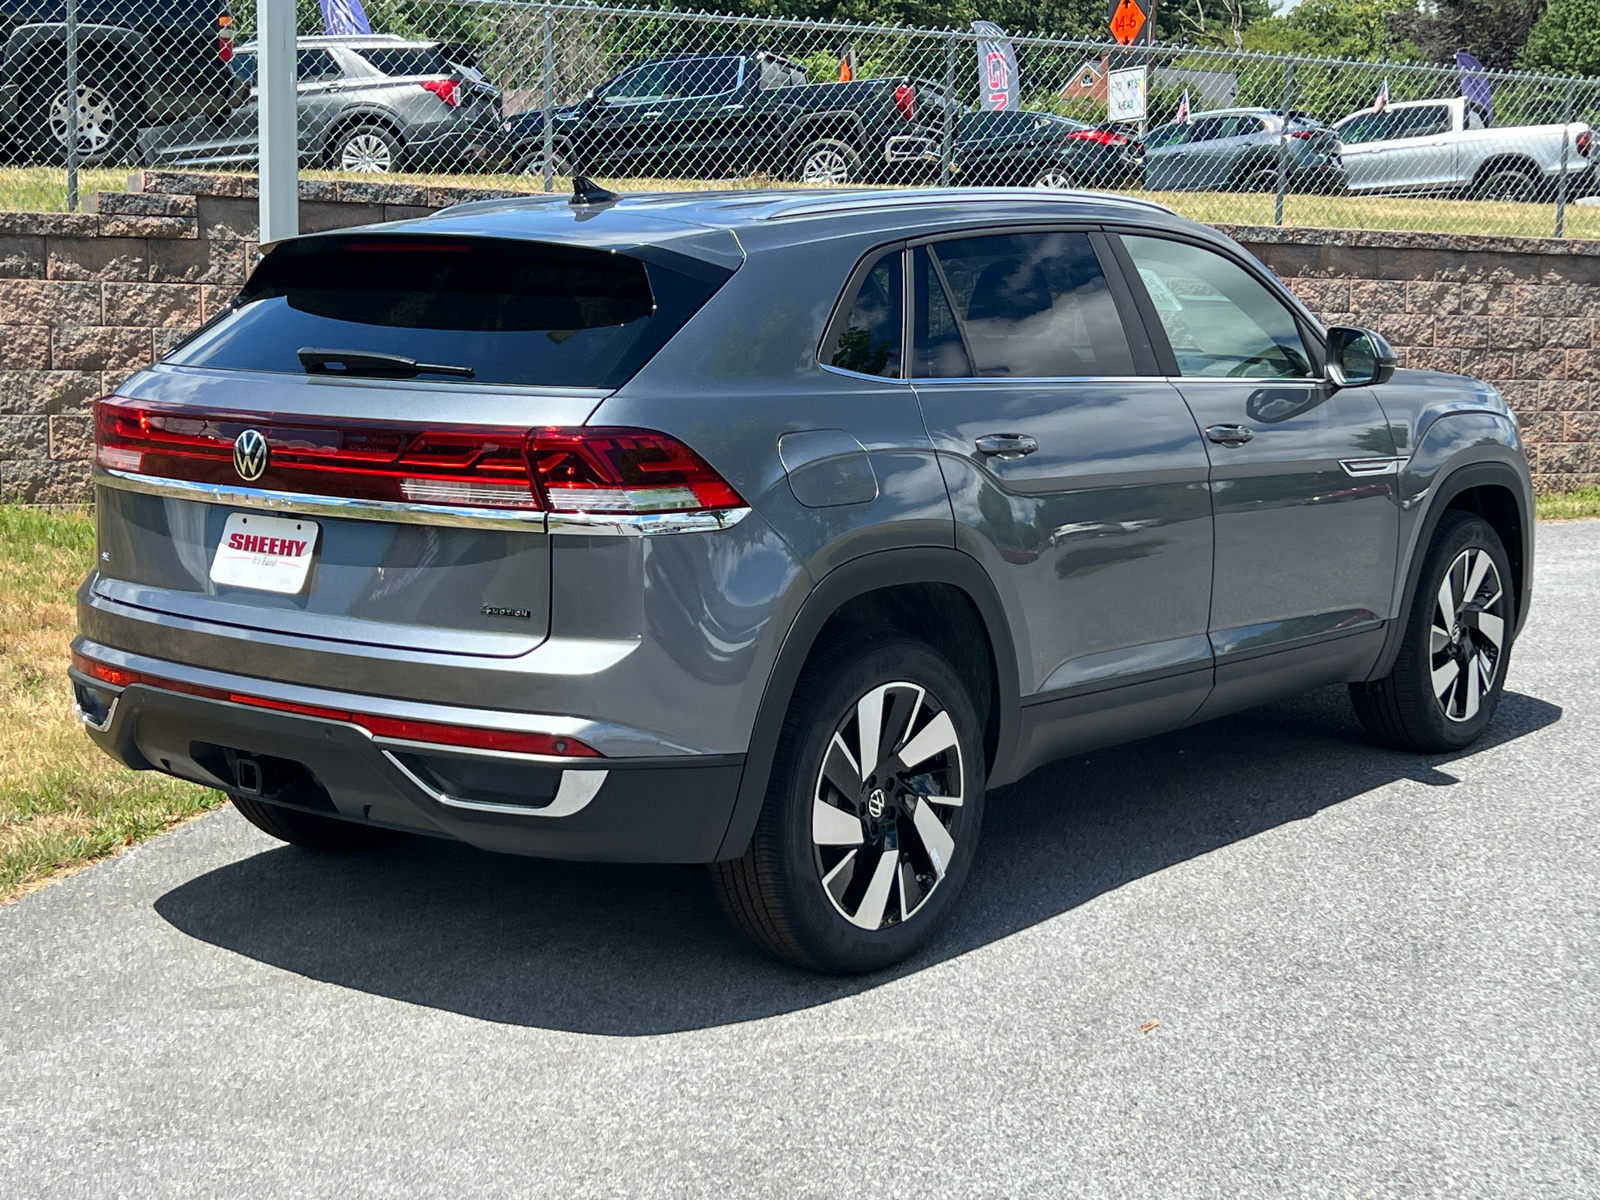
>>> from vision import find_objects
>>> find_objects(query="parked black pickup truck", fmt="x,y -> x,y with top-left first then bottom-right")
503,51 -> 938,184
1,0 -> 245,164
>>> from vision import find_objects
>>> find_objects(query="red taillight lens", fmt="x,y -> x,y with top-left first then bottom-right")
529,427 -> 743,514
93,398 -> 745,517
1288,129 -> 1318,140
1067,129 -> 1128,146
893,83 -> 915,121
218,11 -> 233,61
421,78 -> 460,107
1579,131 -> 1592,158
70,652 -> 602,758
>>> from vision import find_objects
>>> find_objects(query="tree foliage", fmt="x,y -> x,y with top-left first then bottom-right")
1520,0 -> 1600,73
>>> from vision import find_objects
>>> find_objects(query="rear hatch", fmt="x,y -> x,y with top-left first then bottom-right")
92,230 -> 732,662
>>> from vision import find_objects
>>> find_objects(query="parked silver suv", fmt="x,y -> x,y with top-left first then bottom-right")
74,188 -> 1533,973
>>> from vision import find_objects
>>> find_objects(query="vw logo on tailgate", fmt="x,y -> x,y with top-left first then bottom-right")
233,429 -> 270,482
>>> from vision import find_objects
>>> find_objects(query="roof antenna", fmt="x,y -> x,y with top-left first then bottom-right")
570,176 -> 620,207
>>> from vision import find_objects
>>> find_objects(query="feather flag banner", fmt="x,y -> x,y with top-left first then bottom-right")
321,0 -> 372,36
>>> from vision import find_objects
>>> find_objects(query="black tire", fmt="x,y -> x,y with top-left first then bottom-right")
790,137 -> 862,185
330,123 -> 403,174
1474,165 -> 1539,203
231,794 -> 407,853
1031,166 -> 1079,189
1350,511 -> 1515,753
710,636 -> 986,974
1240,165 -> 1281,193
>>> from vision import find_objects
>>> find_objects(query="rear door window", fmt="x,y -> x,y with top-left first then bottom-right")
823,249 -> 904,378
1121,235 -> 1311,378
921,231 -> 1134,378
296,49 -> 341,82
359,46 -> 455,78
163,236 -> 732,390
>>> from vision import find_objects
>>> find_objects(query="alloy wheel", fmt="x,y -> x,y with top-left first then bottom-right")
811,681 -> 964,930
339,132 -> 394,173
48,84 -> 116,158
1032,170 -> 1073,189
1430,546 -> 1506,722
801,148 -> 853,184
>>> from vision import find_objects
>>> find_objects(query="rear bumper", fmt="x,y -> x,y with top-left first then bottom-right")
71,643 -> 743,863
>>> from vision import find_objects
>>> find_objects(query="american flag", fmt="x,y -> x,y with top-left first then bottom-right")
1175,90 -> 1191,124
1373,78 -> 1390,113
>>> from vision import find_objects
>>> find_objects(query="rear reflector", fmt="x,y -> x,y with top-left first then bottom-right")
893,83 -> 915,121
71,651 -> 602,758
421,78 -> 460,106
94,397 -> 745,517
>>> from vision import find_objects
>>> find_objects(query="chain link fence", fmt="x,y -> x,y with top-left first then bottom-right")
11,0 -> 1600,238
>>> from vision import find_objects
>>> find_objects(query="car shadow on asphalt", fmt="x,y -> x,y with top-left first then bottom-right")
154,685 -> 1560,1034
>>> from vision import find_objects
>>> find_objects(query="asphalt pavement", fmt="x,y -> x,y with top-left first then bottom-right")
3,522 -> 1597,1198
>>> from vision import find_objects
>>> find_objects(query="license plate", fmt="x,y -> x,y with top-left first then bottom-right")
210,513 -> 319,595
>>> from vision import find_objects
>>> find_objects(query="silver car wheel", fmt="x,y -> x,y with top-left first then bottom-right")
48,84 -> 115,157
811,680 -> 964,931
1032,169 -> 1073,189
1430,547 -> 1506,723
339,132 -> 395,174
801,148 -> 853,185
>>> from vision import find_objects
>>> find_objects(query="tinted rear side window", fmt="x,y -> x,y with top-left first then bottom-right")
930,232 -> 1134,378
165,236 -> 732,389
823,250 -> 903,378
359,46 -> 454,77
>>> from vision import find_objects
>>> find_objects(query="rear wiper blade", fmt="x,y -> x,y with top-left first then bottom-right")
297,347 -> 475,379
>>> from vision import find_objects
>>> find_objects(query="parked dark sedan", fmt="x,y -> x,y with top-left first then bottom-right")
1142,107 -> 1346,193
949,109 -> 1139,189
136,34 -> 506,173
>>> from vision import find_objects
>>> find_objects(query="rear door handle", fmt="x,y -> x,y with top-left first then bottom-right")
1204,424 -> 1254,446
975,433 -> 1038,460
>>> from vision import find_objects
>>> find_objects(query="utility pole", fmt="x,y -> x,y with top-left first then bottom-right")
258,0 -> 298,244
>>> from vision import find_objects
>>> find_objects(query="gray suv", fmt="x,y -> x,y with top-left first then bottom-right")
139,35 -> 505,173
73,188 -> 1533,973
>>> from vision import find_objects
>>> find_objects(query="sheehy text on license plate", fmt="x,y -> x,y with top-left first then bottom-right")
209,512 -> 319,595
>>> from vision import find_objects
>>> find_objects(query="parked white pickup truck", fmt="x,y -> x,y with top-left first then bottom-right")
1332,96 -> 1593,200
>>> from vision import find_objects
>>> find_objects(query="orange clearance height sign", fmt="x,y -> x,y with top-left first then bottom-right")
1110,0 -> 1147,44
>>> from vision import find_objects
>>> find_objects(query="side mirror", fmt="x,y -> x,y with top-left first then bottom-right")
1325,325 -> 1396,388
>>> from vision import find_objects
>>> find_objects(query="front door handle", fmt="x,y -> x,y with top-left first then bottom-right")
1204,424 -> 1254,446
975,433 -> 1038,460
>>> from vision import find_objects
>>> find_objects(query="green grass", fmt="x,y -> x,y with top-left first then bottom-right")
1131,188 -> 1600,240
3,164 -> 1598,242
0,505 -> 219,904
1536,487 -> 1600,520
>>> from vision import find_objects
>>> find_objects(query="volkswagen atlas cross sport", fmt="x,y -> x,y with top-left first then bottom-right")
73,186 -> 1533,974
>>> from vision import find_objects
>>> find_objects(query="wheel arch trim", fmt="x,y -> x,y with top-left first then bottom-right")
1369,454 -> 1532,683
712,546 -> 1021,861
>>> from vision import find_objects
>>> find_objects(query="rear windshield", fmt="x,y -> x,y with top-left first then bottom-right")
164,236 -> 733,390
359,46 -> 454,78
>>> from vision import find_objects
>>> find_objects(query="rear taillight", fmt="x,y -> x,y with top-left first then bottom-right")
217,10 -> 233,62
71,652 -> 601,757
1288,129 -> 1318,140
421,78 -> 460,107
1579,131 -> 1592,158
92,397 -> 745,518
893,83 -> 915,121
1067,129 -> 1128,146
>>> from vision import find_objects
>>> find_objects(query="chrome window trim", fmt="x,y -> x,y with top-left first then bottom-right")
95,469 -> 750,537
383,751 -> 609,818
